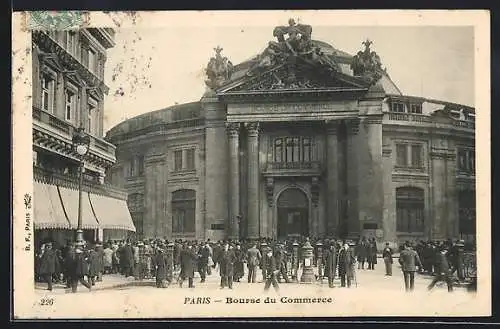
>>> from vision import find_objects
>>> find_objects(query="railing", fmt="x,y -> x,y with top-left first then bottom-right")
266,161 -> 321,171
33,106 -> 116,156
453,120 -> 475,129
463,251 -> 477,280
386,112 -> 432,123
34,166 -> 128,200
384,111 -> 475,130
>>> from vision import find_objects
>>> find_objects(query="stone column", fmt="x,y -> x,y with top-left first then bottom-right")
357,115 -> 384,240
227,122 -> 240,240
430,146 -> 447,240
346,119 -> 360,239
325,121 -> 339,237
382,144 -> 396,245
446,150 -> 459,239
246,122 -> 260,239
201,94 -> 228,241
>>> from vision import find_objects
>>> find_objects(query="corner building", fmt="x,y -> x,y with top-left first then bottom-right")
32,28 -> 136,247
106,22 -> 476,248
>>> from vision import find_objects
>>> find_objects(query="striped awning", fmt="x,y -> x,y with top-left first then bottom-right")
89,193 -> 136,232
58,186 -> 100,229
33,182 -> 71,229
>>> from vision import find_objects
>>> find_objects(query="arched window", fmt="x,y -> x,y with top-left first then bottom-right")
396,187 -> 424,233
172,189 -> 196,234
127,193 -> 144,237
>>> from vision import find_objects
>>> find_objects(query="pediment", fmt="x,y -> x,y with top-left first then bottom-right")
217,60 -> 370,96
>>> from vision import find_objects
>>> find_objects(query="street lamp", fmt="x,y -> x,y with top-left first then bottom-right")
72,126 -> 91,247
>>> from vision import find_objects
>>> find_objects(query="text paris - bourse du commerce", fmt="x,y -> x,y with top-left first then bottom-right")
184,297 -> 334,304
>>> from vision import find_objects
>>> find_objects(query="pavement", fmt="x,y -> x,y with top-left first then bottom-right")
34,256 -> 473,294
26,258 -> 485,318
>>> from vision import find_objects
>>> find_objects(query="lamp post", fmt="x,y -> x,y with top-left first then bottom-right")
72,127 -> 91,247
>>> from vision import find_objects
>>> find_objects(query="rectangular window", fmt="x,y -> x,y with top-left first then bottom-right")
65,89 -> 75,121
87,102 -> 95,134
410,103 -> 422,114
174,150 -> 183,171
292,137 -> 300,162
185,148 -> 195,170
137,155 -> 144,175
391,102 -> 405,113
88,48 -> 96,73
411,144 -> 423,168
396,144 -> 408,167
469,150 -> 475,173
302,138 -> 311,162
128,158 -> 136,177
41,75 -> 54,112
286,138 -> 294,163
274,138 -> 283,163
66,31 -> 77,55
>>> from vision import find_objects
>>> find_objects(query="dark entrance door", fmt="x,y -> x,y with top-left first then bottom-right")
277,188 -> 309,239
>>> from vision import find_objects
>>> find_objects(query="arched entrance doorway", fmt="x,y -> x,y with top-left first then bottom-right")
277,188 -> 309,239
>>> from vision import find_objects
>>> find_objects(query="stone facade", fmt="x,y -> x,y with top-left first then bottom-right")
105,25 -> 476,249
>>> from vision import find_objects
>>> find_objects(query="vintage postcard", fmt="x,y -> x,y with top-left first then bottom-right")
12,10 -> 490,319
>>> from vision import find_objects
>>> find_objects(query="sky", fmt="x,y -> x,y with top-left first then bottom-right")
102,25 -> 474,133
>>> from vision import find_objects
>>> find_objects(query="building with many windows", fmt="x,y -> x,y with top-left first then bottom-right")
32,28 -> 136,247
105,21 -> 475,247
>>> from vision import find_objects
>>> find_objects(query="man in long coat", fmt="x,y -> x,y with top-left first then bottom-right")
382,242 -> 394,276
120,241 -> 135,278
355,238 -> 367,270
38,242 -> 59,291
399,243 -> 422,292
324,241 -> 338,288
338,243 -> 356,288
428,245 -> 454,292
197,242 -> 210,283
88,245 -> 102,286
246,243 -> 262,283
233,244 -> 245,282
179,244 -> 197,288
263,248 -> 280,292
67,246 -> 92,293
219,243 -> 236,289
153,244 -> 168,288
367,238 -> 378,270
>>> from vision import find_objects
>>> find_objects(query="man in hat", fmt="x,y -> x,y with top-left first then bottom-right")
338,242 -> 356,288
233,243 -> 245,282
428,245 -> 453,292
38,242 -> 58,291
263,248 -> 280,292
448,240 -> 466,281
219,243 -> 236,289
68,245 -> 92,293
246,243 -> 262,283
324,241 -> 338,288
153,243 -> 168,288
275,243 -> 291,283
398,243 -> 422,292
197,242 -> 210,283
179,243 -> 197,288
87,244 -> 102,286
382,242 -> 394,276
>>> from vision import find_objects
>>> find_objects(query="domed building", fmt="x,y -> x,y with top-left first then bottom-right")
105,21 -> 476,248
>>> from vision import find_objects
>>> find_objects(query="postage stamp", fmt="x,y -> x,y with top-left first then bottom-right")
26,11 -> 86,30
11,10 -> 490,319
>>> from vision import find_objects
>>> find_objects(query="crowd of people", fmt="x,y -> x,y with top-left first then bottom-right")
34,235 -> 475,293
